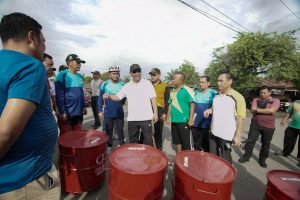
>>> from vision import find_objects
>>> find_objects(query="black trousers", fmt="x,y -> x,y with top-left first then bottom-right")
153,107 -> 164,150
128,120 -> 153,146
209,134 -> 232,164
244,122 -> 275,161
171,123 -> 191,150
104,116 -> 125,147
282,127 -> 300,158
192,127 -> 210,152
91,96 -> 100,125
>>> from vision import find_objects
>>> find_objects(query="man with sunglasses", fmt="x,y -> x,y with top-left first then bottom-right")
104,64 -> 158,146
98,66 -> 125,152
148,68 -> 170,150
55,54 -> 86,135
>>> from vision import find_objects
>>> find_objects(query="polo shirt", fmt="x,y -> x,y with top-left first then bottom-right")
98,80 -> 125,118
0,50 -> 58,193
211,89 -> 246,141
194,88 -> 217,128
168,85 -> 195,123
287,100 -> 300,129
251,96 -> 280,129
55,70 -> 85,116
116,79 -> 156,121
154,81 -> 168,109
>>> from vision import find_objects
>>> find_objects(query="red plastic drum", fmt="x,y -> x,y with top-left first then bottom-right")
173,151 -> 237,200
58,130 -> 108,193
109,144 -> 168,200
265,170 -> 300,200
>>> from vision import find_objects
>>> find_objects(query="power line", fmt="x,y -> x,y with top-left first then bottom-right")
178,0 -> 242,34
279,0 -> 300,20
198,0 -> 250,32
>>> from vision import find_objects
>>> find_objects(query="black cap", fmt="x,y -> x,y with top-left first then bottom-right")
130,64 -> 141,73
50,67 -> 56,71
91,71 -> 100,75
149,68 -> 161,75
66,54 -> 86,64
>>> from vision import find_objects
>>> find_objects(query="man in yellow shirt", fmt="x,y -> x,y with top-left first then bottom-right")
149,68 -> 170,150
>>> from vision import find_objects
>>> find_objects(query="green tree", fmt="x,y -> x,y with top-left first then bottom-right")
165,60 -> 200,86
205,32 -> 300,92
122,75 -> 131,83
82,75 -> 92,84
101,72 -> 110,81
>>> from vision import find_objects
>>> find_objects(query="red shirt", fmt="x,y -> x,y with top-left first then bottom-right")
251,96 -> 280,128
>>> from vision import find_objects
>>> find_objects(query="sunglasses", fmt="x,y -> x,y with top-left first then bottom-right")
132,69 -> 141,74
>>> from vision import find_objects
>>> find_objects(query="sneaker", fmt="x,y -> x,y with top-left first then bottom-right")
258,160 -> 267,168
238,157 -> 250,163
274,151 -> 289,157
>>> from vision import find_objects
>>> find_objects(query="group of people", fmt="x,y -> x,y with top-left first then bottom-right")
1,12 -> 299,200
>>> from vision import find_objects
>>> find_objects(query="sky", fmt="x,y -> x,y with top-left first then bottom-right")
0,0 -> 299,79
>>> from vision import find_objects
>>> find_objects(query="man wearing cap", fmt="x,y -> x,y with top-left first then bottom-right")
149,68 -> 170,150
104,64 -> 158,146
58,64 -> 68,72
55,54 -> 86,135
90,71 -> 102,129
99,66 -> 125,151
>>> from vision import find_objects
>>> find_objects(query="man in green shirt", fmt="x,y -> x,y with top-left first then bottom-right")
167,71 -> 195,153
276,99 -> 300,167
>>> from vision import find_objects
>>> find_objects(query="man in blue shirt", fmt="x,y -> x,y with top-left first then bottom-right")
192,76 -> 217,151
99,66 -> 125,151
0,13 -> 60,199
55,54 -> 86,135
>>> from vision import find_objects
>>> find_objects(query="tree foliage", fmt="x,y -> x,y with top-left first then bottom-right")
205,32 -> 300,92
164,60 -> 200,86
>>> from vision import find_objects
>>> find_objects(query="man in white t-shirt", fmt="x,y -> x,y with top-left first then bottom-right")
91,71 -> 103,129
104,64 -> 158,146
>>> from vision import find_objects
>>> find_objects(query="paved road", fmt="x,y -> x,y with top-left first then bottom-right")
61,107 -> 300,200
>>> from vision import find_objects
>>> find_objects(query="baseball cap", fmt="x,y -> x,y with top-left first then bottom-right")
91,71 -> 100,75
149,68 -> 161,75
130,64 -> 141,73
59,65 -> 68,71
65,54 -> 86,64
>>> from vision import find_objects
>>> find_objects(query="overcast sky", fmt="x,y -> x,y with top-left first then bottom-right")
1,0 -> 299,79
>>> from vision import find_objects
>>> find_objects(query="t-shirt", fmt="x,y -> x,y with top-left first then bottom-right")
0,50 -> 58,193
116,79 -> 156,121
55,70 -> 85,116
91,79 -> 102,96
154,81 -> 169,113
287,100 -> 300,129
48,77 -> 56,96
194,88 -> 217,128
251,96 -> 280,129
168,85 -> 195,123
211,89 -> 246,141
99,80 -> 125,118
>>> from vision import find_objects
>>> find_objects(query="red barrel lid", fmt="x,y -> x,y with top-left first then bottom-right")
267,170 -> 300,199
58,130 -> 108,148
109,144 -> 168,174
175,151 -> 236,183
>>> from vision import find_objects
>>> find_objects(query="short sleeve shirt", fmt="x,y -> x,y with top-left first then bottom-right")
287,100 -> 300,129
211,89 -> 246,141
116,79 -> 156,121
0,50 -> 58,193
168,86 -> 195,123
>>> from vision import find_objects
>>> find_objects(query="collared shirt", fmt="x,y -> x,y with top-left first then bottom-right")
153,80 -> 169,114
91,79 -> 102,96
116,79 -> 156,121
168,85 -> 195,123
251,96 -> 280,128
211,89 -> 246,140
287,100 -> 300,129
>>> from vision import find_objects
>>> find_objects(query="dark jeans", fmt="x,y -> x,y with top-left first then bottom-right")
209,133 -> 232,164
104,116 -> 125,147
128,120 -> 153,146
244,122 -> 275,161
153,107 -> 164,150
192,127 -> 210,152
282,127 -> 300,158
91,96 -> 100,126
